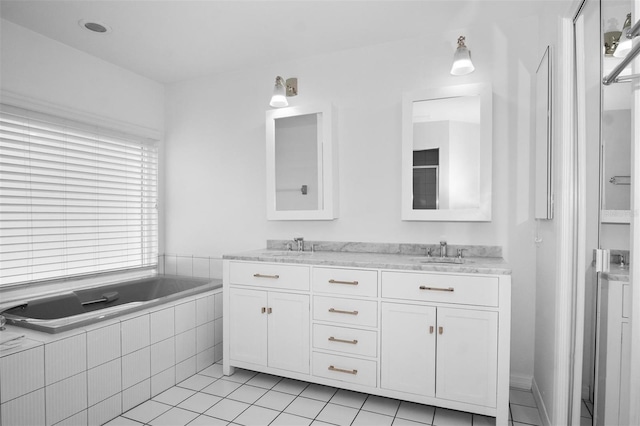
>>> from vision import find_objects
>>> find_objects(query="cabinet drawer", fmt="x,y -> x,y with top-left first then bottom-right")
230,262 -> 310,291
313,324 -> 377,357
312,352 -> 377,387
313,296 -> 377,327
381,271 -> 499,307
313,267 -> 378,297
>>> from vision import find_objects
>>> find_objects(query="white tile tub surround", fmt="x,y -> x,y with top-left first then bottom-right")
158,254 -> 224,282
87,322 -> 121,369
0,343 -> 45,403
88,394 -> 122,426
88,358 -> 122,406
175,300 -> 196,334
121,313 -> 151,355
45,331 -> 87,385
0,287 -> 222,426
1,388 -> 46,426
45,371 -> 88,425
152,366 -> 176,397
151,336 -> 176,376
122,346 -> 151,390
150,306 -> 175,344
123,379 -> 151,413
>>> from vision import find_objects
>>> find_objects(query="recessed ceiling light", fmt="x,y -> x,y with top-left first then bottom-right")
78,19 -> 112,34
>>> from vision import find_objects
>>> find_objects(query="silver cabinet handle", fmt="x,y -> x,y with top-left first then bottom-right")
419,286 -> 454,292
328,365 -> 358,375
328,336 -> 358,345
253,273 -> 280,279
328,308 -> 359,315
328,279 -> 359,286
261,307 -> 266,314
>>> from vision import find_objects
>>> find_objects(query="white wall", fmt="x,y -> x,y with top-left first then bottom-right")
0,19 -> 164,134
534,9 -> 564,425
164,16 -> 540,383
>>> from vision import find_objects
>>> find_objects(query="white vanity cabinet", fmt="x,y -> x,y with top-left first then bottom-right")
311,267 -> 379,387
595,276 -> 630,426
381,302 -> 497,406
381,271 -> 499,407
227,262 -> 310,374
223,256 -> 511,425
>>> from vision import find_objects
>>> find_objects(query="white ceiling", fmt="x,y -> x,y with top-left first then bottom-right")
0,0 -> 571,84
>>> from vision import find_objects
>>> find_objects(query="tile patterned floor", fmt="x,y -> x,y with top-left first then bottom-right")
106,363 -> 545,426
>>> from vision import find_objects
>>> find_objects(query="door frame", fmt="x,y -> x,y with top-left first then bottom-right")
627,0 -> 640,421
562,1 -> 640,425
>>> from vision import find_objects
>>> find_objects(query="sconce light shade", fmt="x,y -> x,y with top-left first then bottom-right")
270,76 -> 298,107
450,36 -> 475,76
270,76 -> 288,107
613,13 -> 633,58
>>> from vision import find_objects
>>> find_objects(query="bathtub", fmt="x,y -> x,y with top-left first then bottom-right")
0,274 -> 224,426
3,274 -> 221,334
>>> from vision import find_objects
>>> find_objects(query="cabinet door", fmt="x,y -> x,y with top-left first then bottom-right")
381,302 -> 436,396
436,307 -> 498,407
267,292 -> 310,374
229,287 -> 268,366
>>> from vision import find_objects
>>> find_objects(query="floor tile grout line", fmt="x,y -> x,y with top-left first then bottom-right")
120,365 -> 545,426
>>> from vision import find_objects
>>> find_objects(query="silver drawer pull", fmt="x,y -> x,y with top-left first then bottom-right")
253,273 -> 280,279
328,308 -> 359,315
328,279 -> 359,286
328,336 -> 358,345
419,286 -> 454,292
328,365 -> 358,375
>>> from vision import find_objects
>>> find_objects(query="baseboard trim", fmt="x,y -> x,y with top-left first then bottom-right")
510,374 -> 533,390
532,377 -> 552,426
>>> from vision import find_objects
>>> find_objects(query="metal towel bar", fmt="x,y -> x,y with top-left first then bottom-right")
609,175 -> 631,185
603,18 -> 640,85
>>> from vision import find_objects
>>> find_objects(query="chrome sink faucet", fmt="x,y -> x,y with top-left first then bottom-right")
294,237 -> 304,252
440,241 -> 447,258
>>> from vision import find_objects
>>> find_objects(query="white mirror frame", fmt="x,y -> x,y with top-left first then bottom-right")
535,46 -> 554,220
266,103 -> 338,220
401,83 -> 492,221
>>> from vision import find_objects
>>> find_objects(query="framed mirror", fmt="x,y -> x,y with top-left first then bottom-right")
401,83 -> 492,221
535,46 -> 554,220
600,79 -> 631,224
266,103 -> 338,220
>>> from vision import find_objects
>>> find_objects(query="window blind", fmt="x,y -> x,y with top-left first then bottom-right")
0,104 -> 158,287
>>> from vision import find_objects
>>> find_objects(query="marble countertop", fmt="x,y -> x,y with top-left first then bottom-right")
223,249 -> 511,275
603,264 -> 630,282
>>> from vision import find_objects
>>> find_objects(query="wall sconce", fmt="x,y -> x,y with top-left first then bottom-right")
613,13 -> 639,58
450,36 -> 475,76
603,30 -> 622,56
270,76 -> 298,107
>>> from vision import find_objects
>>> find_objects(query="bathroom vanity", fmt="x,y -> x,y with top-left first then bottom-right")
223,242 -> 511,425
595,266 -> 630,426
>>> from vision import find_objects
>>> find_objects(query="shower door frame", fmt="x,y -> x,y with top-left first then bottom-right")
565,1 -> 640,425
